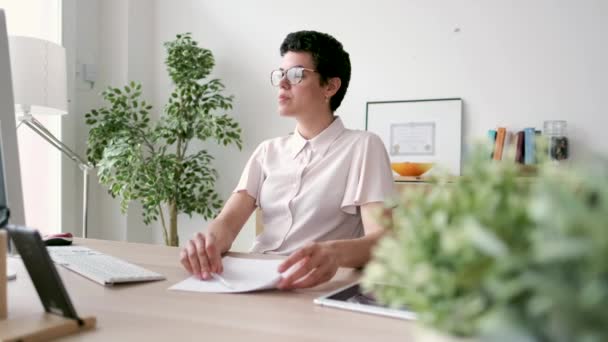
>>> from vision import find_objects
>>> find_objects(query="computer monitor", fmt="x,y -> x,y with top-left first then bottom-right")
1,9 -> 24,280
0,124 -> 8,226
0,9 -> 25,227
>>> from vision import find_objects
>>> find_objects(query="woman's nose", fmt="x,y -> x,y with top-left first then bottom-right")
279,75 -> 291,89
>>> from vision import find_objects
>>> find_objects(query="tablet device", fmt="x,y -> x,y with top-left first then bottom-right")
7,225 -> 82,321
314,282 -> 416,320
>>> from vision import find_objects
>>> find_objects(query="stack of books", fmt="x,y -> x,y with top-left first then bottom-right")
488,127 -> 540,165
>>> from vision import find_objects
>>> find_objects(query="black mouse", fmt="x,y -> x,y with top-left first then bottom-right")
43,232 -> 74,246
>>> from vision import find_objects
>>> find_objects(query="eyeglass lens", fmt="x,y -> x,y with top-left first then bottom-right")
271,67 -> 304,86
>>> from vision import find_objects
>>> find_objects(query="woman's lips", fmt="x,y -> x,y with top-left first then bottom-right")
278,95 -> 290,103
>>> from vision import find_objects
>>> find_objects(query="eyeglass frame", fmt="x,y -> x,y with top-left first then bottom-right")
270,66 -> 318,86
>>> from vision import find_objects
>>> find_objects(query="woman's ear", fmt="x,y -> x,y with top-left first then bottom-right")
325,77 -> 342,98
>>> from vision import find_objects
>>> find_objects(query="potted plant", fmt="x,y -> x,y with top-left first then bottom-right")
84,33 -> 242,246
363,145 -> 608,341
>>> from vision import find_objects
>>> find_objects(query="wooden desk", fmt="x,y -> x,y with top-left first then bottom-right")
6,238 -> 416,341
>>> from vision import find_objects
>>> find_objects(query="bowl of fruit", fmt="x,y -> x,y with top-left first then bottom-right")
390,162 -> 434,177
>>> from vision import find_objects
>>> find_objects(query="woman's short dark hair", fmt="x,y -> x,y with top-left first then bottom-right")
280,30 -> 351,112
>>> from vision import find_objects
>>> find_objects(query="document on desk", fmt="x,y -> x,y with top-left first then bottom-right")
169,256 -> 285,293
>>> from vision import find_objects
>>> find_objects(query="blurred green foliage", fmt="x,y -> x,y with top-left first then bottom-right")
363,145 -> 608,342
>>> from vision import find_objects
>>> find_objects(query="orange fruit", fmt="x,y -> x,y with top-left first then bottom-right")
390,162 -> 434,177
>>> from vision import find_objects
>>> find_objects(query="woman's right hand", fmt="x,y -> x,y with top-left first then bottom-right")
178,192 -> 256,280
180,232 -> 223,280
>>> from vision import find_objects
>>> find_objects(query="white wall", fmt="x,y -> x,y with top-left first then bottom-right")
70,0 -> 608,249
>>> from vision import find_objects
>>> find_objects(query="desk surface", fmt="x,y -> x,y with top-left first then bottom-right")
6,238 -> 420,341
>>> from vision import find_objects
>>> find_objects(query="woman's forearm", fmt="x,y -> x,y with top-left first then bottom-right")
324,230 -> 384,269
206,218 -> 239,253
205,192 -> 257,254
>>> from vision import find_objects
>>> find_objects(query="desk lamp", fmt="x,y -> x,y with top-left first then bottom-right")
8,36 -> 91,238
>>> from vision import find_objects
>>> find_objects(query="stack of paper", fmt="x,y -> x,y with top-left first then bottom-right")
169,257 -> 285,293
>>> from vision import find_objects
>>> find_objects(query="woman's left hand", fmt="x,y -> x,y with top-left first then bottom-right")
276,242 -> 339,290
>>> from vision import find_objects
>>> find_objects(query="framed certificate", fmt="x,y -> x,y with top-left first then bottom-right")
366,98 -> 462,176
390,122 -> 436,156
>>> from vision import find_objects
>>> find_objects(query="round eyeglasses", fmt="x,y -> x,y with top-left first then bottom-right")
270,66 -> 317,86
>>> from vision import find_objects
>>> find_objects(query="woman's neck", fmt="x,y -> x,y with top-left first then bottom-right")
296,113 -> 335,140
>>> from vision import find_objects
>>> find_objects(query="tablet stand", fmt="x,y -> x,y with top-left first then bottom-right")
0,230 -> 96,341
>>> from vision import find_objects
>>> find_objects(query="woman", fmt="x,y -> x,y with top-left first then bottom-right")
180,30 -> 393,290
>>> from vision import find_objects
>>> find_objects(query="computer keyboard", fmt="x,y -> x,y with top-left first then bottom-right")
47,246 -> 165,286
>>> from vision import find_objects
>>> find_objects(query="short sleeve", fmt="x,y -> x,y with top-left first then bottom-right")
233,142 -> 267,206
341,133 -> 394,215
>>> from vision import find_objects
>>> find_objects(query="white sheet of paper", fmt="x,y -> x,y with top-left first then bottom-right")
169,256 -> 285,293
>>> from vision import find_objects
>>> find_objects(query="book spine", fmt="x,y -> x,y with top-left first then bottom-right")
488,130 -> 497,158
493,127 -> 506,161
524,128 -> 536,165
515,131 -> 525,163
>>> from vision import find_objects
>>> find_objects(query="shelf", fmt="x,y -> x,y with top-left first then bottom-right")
393,176 -> 429,183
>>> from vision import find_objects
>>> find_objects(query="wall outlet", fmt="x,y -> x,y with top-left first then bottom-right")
82,63 -> 97,83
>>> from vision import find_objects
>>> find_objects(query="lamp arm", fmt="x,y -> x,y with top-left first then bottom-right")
19,115 -> 91,170
18,114 -> 91,238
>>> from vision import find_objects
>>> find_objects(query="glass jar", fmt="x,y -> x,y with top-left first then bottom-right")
543,120 -> 569,161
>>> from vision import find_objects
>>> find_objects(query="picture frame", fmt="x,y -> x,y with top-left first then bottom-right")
366,98 -> 463,176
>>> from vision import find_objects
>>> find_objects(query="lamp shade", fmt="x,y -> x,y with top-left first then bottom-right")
8,36 -> 67,116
